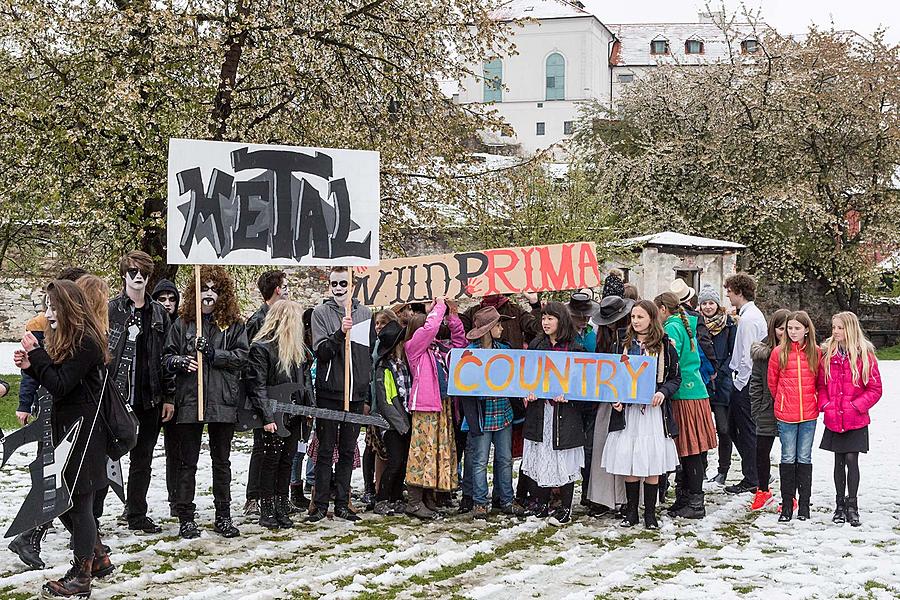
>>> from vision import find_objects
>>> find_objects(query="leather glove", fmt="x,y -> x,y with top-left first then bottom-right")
195,337 -> 215,361
169,355 -> 195,373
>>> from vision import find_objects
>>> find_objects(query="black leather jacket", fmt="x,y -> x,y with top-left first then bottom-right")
163,315 -> 249,424
245,340 -> 314,425
108,293 -> 171,409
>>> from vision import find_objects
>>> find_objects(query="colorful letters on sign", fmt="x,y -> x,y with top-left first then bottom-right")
352,242 -> 601,306
448,348 -> 657,404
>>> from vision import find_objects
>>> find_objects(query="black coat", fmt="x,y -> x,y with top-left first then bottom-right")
245,303 -> 269,344
25,337 -> 107,495
245,340 -> 314,425
609,335 -> 681,438
108,293 -> 170,408
522,336 -> 586,450
163,315 -> 249,424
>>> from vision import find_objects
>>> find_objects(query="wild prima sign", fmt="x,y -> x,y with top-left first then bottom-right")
167,139 -> 379,266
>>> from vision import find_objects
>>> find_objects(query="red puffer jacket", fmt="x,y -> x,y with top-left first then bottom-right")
767,342 -> 820,423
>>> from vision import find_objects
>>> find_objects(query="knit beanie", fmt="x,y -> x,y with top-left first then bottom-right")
602,274 -> 625,298
698,283 -> 721,306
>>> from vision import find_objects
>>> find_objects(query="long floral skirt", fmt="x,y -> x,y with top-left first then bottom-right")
405,399 -> 458,491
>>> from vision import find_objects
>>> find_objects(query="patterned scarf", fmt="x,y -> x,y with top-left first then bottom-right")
705,312 -> 728,337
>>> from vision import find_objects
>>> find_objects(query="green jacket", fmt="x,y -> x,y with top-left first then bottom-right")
664,314 -> 708,400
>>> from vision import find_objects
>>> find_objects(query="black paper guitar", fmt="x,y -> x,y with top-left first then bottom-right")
261,383 -> 389,437
1,386 -> 83,538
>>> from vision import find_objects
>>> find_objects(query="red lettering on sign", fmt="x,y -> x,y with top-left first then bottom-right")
538,244 -> 576,291
520,246 -> 541,292
577,243 -> 601,289
483,249 -> 521,294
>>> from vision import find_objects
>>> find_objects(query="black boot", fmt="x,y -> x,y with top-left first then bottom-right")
290,482 -> 308,511
8,522 -> 49,570
832,496 -> 846,524
796,463 -> 812,521
666,482 -> 688,516
258,497 -> 280,529
643,482 -> 659,530
42,555 -> 92,598
675,492 -> 706,519
845,497 -> 861,527
620,481 -> 640,527
274,495 -> 295,528
778,463 -> 796,523
457,494 -> 474,514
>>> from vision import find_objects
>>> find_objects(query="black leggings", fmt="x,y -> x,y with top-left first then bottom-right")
535,481 -> 575,510
834,452 -> 860,497
362,441 -> 376,495
59,490 -> 97,560
516,467 -> 537,503
680,454 -> 705,494
756,435 -> 776,492
377,430 -> 410,503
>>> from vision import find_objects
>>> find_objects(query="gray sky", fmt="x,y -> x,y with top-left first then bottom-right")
583,0 -> 900,43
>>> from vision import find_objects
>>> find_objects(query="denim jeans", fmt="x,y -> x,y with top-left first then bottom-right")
465,426 -> 513,507
778,420 -> 816,464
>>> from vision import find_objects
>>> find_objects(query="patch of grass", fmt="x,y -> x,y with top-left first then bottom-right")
648,557 -> 700,581
733,583 -> 757,594
409,551 -> 494,586
760,548 -> 778,555
864,580 -> 891,592
546,556 -> 565,566
119,560 -> 143,575
875,344 -> 900,360
0,583 -> 30,600
0,374 -> 22,431
324,532 -> 356,545
156,562 -> 175,574
695,539 -> 723,551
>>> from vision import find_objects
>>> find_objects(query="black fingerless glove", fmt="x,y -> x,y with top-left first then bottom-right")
195,337 -> 215,362
168,355 -> 194,373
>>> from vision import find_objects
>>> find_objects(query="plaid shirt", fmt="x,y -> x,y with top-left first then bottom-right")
482,397 -> 513,432
388,357 -> 412,411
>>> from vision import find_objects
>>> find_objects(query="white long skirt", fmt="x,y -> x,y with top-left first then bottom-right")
587,402 -> 626,507
521,405 -> 584,488
601,404 -> 679,478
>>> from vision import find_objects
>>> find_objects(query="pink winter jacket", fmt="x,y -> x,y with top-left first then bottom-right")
405,300 -> 467,412
816,351 -> 882,433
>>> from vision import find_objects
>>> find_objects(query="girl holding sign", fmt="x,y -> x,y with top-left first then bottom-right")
601,300 -> 680,529
655,292 -> 718,520
522,302 -> 586,526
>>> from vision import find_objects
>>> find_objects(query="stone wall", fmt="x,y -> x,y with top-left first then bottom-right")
0,279 -> 44,341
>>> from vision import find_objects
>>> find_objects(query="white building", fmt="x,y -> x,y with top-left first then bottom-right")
455,0 -> 763,154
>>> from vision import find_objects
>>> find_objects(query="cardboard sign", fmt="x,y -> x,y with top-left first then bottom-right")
448,348 -> 656,404
353,242 -> 600,305
167,138 -> 380,266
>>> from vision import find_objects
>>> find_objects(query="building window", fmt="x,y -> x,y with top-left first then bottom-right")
650,40 -> 669,55
741,39 -> 759,54
545,53 -> 565,100
564,121 -> 574,135
536,122 -> 545,136
483,59 -> 502,103
685,39 -> 704,54
617,73 -> 635,83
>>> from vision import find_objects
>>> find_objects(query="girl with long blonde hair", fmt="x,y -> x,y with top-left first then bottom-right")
817,311 -> 882,527
246,300 -> 313,529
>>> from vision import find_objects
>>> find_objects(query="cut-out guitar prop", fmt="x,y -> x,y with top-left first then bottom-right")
1,386 -> 83,538
261,383 -> 389,437
105,320 -> 143,503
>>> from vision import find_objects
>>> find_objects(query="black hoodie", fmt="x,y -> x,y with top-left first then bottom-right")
152,279 -> 181,316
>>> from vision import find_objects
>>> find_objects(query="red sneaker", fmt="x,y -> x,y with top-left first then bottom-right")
750,490 -> 774,511
776,498 -> 799,512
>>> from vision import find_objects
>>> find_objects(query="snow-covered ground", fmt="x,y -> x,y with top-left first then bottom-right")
1,364 -> 899,599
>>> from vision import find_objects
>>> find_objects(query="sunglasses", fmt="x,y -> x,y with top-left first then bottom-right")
330,280 -> 349,288
126,268 -> 149,279
201,285 -> 218,293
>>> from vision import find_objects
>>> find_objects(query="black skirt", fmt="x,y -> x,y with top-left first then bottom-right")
820,426 -> 869,454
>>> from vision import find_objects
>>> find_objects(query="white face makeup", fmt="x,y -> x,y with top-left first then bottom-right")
157,292 -> 178,315
45,299 -> 58,330
200,280 -> 219,314
125,265 -> 149,294
277,281 -> 290,301
329,271 -> 350,306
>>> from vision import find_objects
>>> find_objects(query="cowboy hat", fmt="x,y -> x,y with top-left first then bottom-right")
465,306 -> 512,340
591,295 -> 635,326
669,278 -> 696,304
567,289 -> 600,318
375,321 -> 406,364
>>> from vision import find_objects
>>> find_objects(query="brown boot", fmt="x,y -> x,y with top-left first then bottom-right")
92,535 -> 115,579
42,555 -> 92,598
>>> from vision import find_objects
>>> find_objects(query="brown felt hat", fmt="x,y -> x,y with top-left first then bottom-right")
465,306 -> 511,340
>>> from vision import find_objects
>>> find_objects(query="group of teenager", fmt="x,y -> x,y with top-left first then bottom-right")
3,255 -> 882,598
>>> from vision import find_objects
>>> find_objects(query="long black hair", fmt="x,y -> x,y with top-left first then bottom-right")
539,301 -> 577,345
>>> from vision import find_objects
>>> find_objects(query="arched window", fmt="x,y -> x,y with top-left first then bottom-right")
483,59 -> 503,103
545,53 -> 565,100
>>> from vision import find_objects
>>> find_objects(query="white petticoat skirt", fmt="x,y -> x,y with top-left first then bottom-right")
521,406 -> 584,488
601,403 -> 679,478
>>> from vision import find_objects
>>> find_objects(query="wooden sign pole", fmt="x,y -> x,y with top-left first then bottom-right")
343,270 -> 353,412
194,265 -> 205,422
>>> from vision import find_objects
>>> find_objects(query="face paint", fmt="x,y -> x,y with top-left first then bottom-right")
125,265 -> 148,295
329,272 -> 350,307
156,292 -> 178,316
200,281 -> 219,314
277,281 -> 290,301
46,300 -> 58,330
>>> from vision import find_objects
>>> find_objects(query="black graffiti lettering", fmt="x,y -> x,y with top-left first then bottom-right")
353,269 -> 392,306
423,261 -> 452,300
176,147 -> 372,261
